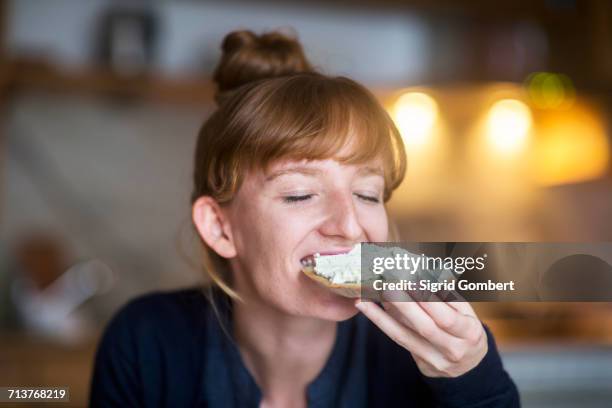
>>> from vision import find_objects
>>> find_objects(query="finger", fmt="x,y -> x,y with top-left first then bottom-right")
428,292 -> 483,343
381,293 -> 437,336
438,289 -> 478,318
380,295 -> 462,358
416,291 -> 475,337
371,301 -> 467,369
381,300 -> 417,331
417,300 -> 480,339
355,300 -> 442,361
448,297 -> 477,318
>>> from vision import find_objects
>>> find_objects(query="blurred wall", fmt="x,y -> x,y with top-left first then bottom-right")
6,0 -> 430,86
3,91 -> 208,305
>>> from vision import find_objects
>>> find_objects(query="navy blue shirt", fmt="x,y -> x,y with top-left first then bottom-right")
90,287 -> 520,407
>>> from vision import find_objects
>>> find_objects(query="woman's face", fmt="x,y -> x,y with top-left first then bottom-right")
223,156 -> 389,321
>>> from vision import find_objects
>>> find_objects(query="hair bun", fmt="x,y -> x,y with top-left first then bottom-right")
213,29 -> 313,103
220,30 -> 258,54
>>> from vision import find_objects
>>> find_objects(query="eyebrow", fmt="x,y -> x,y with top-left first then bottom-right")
264,167 -> 323,182
356,166 -> 385,178
264,165 -> 384,183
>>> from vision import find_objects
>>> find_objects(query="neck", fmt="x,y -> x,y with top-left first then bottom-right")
232,293 -> 337,408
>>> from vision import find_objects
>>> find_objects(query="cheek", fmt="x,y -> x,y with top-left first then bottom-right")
231,201 -> 309,280
231,196 -> 288,248
358,206 -> 389,241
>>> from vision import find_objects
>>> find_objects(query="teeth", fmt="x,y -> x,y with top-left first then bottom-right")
300,255 -> 316,268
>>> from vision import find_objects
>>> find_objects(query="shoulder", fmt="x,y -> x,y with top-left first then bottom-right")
96,287 -> 213,357
111,287 -> 210,326
91,288 -> 215,406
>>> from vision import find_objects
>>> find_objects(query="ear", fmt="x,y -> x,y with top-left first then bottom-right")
192,196 -> 237,259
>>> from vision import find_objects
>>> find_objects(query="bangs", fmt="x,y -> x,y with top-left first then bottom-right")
223,74 -> 406,200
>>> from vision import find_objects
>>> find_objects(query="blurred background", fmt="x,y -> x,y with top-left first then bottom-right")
1,0 -> 611,406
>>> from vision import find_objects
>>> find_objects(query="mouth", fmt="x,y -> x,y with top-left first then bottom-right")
299,244 -> 364,298
300,255 -> 316,269
299,248 -> 354,269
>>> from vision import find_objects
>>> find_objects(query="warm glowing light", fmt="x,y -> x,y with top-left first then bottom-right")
526,72 -> 575,109
486,99 -> 532,153
533,106 -> 609,185
393,92 -> 438,147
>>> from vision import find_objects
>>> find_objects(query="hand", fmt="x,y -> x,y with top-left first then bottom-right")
354,292 -> 488,378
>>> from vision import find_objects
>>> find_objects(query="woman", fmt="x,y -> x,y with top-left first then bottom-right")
90,30 -> 519,407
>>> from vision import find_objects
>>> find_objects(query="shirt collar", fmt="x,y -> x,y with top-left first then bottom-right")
204,287 -> 357,407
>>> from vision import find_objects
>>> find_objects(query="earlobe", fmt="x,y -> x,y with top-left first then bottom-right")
192,196 -> 237,258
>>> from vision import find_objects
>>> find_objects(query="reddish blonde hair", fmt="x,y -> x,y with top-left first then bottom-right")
213,30 -> 313,104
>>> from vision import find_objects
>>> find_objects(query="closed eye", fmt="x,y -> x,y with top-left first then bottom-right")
355,193 -> 380,203
283,193 -> 379,204
283,194 -> 315,204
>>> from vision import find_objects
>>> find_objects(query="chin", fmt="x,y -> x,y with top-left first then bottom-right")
291,273 -> 360,321
320,303 -> 360,321
308,291 -> 360,321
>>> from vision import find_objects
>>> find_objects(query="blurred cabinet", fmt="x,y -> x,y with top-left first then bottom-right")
0,335 -> 96,407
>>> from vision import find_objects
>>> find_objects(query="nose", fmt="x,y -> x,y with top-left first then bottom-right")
319,190 -> 364,242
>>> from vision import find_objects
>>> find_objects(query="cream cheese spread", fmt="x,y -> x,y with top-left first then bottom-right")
313,244 -> 362,284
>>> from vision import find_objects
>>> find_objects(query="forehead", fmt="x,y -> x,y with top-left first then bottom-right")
263,158 -> 385,182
